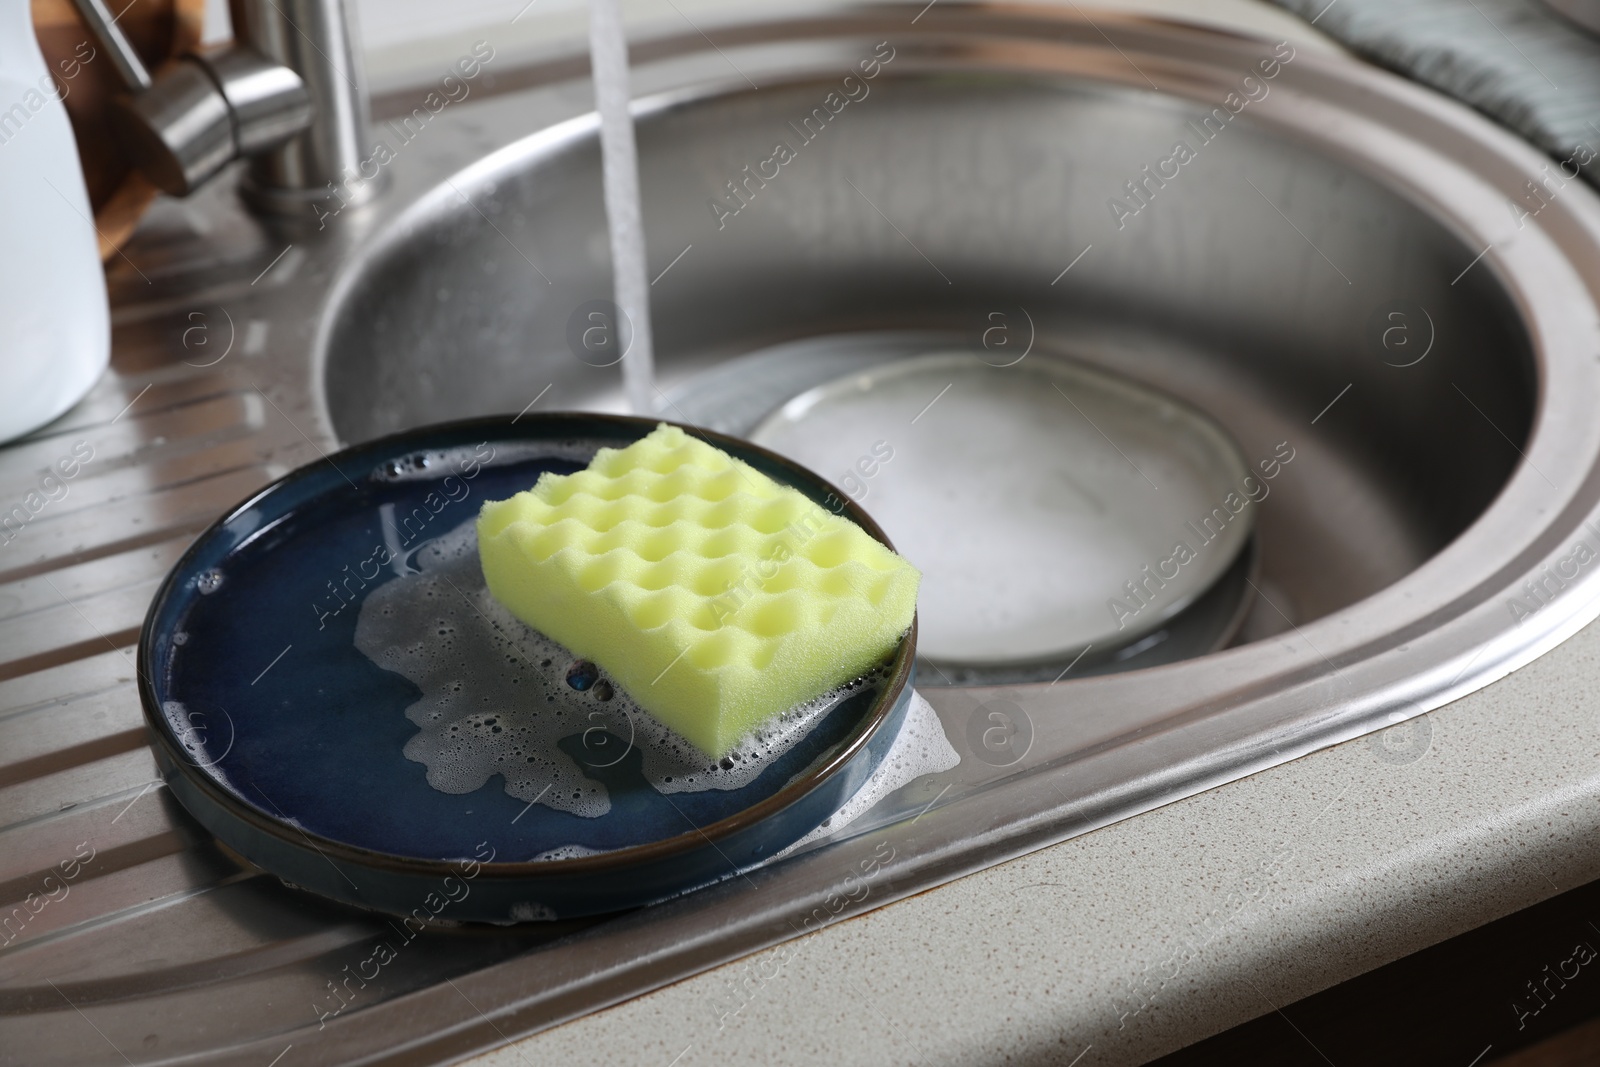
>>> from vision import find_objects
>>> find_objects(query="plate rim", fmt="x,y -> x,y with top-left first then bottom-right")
136,411 -> 918,882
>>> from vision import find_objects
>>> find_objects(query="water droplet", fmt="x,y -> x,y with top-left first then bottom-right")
197,569 -> 224,595
593,681 -> 614,701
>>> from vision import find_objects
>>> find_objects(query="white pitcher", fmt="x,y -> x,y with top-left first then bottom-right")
0,0 -> 109,444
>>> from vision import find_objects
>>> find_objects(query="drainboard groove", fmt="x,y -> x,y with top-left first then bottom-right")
0,728 -> 150,792
0,748 -> 159,829
0,778 -> 187,890
0,824 -> 200,927
0,526 -> 192,592
0,648 -> 135,716
0,911 -> 382,1009
1,543 -> 189,619
0,777 -> 161,842
0,859 -> 259,965
0,681 -> 135,730
12,372 -> 240,439
0,631 -> 144,687
0,465 -> 278,586
0,687 -> 144,767
0,393 -> 266,499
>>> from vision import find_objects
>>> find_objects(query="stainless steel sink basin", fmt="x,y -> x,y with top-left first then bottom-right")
324,53 -> 1536,647
12,4 -> 1600,1064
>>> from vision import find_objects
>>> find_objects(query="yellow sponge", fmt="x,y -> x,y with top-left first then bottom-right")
476,423 -> 919,758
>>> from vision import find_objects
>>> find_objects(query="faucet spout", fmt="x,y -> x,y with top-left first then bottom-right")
72,0 -> 378,218
231,0 -> 383,216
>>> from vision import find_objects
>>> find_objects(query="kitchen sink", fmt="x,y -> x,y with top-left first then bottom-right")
9,4 -> 1600,1064
323,56 -> 1536,647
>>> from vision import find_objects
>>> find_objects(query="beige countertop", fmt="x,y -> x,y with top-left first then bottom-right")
466,594 -> 1600,1066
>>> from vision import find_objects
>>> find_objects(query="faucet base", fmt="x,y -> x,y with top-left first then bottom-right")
237,166 -> 388,223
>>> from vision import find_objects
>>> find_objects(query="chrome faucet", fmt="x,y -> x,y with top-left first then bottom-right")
69,0 -> 380,217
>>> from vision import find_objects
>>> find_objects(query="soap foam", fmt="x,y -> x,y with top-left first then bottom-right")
356,521 -> 614,817
531,843 -> 607,861
632,671 -> 876,795
776,689 -> 960,857
508,901 -> 557,921
369,441 -> 599,483
355,519 -> 868,821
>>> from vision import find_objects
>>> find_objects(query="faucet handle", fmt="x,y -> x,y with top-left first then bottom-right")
66,0 -> 153,93
108,47 -> 312,196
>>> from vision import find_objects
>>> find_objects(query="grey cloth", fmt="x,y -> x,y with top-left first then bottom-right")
1272,0 -> 1600,183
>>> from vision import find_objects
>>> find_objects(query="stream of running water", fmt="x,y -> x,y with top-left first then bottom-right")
587,0 -> 657,416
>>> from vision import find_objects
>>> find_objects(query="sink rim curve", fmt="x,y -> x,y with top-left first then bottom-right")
315,7 -> 1600,742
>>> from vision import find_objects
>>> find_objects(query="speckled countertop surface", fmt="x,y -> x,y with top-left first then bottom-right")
345,2 -> 1599,1064
465,606 -> 1600,1066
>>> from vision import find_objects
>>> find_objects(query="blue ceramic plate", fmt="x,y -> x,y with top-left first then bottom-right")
138,414 -> 916,922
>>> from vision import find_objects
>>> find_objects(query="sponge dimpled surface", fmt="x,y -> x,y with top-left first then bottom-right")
476,423 -> 920,758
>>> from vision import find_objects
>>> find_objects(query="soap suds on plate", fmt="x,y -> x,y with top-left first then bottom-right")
369,441 -> 598,483
354,519 -> 869,819
531,843 -> 608,862
775,689 -> 959,858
